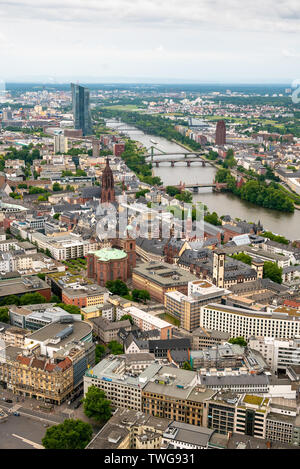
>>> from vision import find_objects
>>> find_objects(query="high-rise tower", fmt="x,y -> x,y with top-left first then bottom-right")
101,158 -> 115,204
71,83 -> 92,136
215,120 -> 226,145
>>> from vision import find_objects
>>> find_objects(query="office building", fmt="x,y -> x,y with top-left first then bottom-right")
71,83 -> 92,136
215,120 -> 226,145
116,305 -> 173,340
132,262 -> 197,303
200,303 -> 300,340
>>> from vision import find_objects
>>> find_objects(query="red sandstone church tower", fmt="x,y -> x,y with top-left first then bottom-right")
215,120 -> 226,145
101,158 -> 115,203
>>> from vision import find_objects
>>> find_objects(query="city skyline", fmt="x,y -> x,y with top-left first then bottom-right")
0,0 -> 300,83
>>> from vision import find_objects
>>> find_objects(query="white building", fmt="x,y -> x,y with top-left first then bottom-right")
200,304 -> 300,340
249,336 -> 300,372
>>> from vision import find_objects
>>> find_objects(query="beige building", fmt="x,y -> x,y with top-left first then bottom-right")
86,408 -> 170,450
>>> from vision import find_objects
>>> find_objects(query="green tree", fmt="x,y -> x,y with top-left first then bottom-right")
95,344 -> 106,364
120,314 -> 134,325
0,307 -> 9,323
42,419 -> 93,449
182,361 -> 192,371
50,294 -> 60,303
52,182 -> 62,192
83,386 -> 112,423
132,289 -> 150,303
166,186 -> 181,197
232,253 -> 252,265
108,340 -> 124,355
204,211 -> 222,226
19,293 -> 46,305
105,279 -> 129,297
263,261 -> 283,284
228,337 -> 247,347
55,303 -> 81,315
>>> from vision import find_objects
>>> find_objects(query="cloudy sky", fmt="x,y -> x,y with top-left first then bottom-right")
1,0 -> 300,83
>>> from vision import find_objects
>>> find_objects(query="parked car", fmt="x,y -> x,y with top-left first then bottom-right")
5,399 -> 13,403
13,412 -> 20,416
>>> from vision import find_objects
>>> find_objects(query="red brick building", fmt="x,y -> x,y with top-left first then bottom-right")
87,248 -> 128,286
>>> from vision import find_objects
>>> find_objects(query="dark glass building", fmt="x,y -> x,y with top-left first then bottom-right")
71,83 -> 92,136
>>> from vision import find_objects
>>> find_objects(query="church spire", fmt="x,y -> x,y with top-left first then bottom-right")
101,158 -> 115,204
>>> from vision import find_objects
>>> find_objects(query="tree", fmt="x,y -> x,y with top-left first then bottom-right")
53,213 -> 60,220
120,314 -> 134,325
175,191 -> 193,203
19,292 -> 47,305
50,294 -> 60,303
105,279 -> 129,297
232,253 -> 252,265
132,289 -> 150,303
0,295 -> 20,307
52,182 -> 62,192
45,248 -> 52,258
228,337 -> 247,347
0,307 -> 9,323
37,273 -> 46,281
83,386 -> 112,423
108,340 -> 124,355
55,303 -> 81,315
166,186 -> 181,197
95,344 -> 106,364
263,261 -> 283,284
204,211 -> 222,226
182,361 -> 192,371
42,419 -> 93,449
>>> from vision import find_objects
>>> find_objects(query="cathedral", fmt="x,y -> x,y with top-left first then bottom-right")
101,158 -> 115,204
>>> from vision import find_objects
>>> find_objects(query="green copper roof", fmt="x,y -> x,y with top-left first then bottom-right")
89,248 -> 127,262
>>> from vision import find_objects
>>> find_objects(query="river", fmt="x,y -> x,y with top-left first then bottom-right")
106,121 -> 300,240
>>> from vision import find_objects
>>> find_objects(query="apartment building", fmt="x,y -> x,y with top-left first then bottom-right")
116,305 -> 173,340
84,356 -> 161,411
30,232 -> 99,260
62,283 -> 109,308
164,280 -> 229,332
91,317 -> 132,344
132,262 -> 197,303
141,366 -> 214,426
249,337 -> 300,372
191,328 -> 230,350
86,408 -> 171,450
204,392 -> 300,445
200,304 -> 300,340
0,346 -> 73,405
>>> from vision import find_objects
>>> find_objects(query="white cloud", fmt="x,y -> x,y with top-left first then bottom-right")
0,0 -> 300,81
1,0 -> 300,32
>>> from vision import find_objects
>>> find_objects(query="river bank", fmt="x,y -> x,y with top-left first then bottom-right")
106,120 -> 300,240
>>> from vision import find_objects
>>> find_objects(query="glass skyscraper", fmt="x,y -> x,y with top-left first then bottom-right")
71,83 -> 92,136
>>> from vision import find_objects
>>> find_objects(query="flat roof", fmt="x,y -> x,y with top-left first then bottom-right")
26,321 -> 92,347
124,306 -> 173,330
133,262 -> 197,286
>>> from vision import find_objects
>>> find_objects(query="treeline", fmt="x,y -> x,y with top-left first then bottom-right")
117,140 -> 162,186
99,109 -> 203,152
215,168 -> 295,213
0,145 -> 42,170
